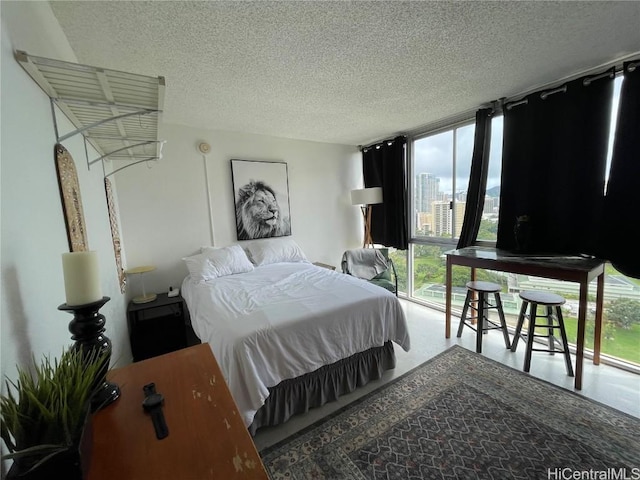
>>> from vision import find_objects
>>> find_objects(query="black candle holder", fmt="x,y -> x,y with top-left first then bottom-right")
58,296 -> 120,411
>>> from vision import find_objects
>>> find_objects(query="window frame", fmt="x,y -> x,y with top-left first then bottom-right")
409,118 -> 476,246
407,118 -> 475,300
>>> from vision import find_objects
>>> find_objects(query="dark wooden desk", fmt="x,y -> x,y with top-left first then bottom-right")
445,247 -> 605,390
88,344 -> 268,480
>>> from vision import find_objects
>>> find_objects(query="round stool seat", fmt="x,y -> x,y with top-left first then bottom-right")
519,290 -> 565,306
466,281 -> 501,293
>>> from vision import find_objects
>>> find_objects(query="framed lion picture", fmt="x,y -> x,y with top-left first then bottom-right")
231,159 -> 292,240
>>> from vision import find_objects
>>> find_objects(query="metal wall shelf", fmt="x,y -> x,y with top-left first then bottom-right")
16,50 -> 165,174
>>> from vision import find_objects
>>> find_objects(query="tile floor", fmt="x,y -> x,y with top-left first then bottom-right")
253,299 -> 640,451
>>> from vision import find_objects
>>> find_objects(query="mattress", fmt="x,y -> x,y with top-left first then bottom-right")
181,261 -> 410,427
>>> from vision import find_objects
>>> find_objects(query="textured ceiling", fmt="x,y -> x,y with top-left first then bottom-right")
49,1 -> 640,146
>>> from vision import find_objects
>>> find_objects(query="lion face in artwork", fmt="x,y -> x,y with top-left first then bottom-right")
245,188 -> 280,227
236,181 -> 290,240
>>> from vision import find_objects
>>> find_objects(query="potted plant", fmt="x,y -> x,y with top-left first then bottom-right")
1,347 -> 107,479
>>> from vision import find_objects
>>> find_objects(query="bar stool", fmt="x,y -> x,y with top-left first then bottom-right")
510,290 -> 574,377
456,281 -> 511,354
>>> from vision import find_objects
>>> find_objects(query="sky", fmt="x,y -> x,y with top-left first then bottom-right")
413,116 -> 503,195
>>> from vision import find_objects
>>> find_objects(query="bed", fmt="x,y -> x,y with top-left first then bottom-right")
180,239 -> 411,434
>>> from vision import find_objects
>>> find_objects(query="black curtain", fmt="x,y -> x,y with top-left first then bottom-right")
496,68 -> 615,255
457,107 -> 494,248
362,136 -> 408,250
601,61 -> 640,278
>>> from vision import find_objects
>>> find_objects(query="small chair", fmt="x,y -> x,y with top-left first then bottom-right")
457,281 -> 511,353
341,248 -> 397,295
510,290 -> 574,377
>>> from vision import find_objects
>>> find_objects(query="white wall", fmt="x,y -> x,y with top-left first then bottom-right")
1,1 -> 130,403
1,1 -> 366,385
115,124 -> 364,295
0,3 -> 366,473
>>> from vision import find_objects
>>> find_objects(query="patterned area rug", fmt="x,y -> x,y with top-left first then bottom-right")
260,346 -> 640,479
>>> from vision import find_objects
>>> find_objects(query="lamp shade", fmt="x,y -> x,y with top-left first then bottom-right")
125,265 -> 157,304
351,187 -> 383,206
124,265 -> 156,275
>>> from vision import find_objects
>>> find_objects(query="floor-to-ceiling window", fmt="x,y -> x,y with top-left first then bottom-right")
408,119 -> 503,308
398,76 -> 639,370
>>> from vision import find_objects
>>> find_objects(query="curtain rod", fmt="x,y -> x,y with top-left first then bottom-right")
501,56 -> 639,112
358,135 -> 406,152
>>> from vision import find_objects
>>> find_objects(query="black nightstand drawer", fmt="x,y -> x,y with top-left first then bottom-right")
137,302 -> 181,321
127,293 -> 192,362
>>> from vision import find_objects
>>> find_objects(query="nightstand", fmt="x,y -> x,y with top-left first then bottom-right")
127,293 -> 197,362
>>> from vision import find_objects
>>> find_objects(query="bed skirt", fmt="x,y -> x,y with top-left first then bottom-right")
248,341 -> 396,435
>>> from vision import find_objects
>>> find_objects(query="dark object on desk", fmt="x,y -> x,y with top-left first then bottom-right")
142,383 -> 168,440
127,293 -> 195,361
513,214 -> 532,253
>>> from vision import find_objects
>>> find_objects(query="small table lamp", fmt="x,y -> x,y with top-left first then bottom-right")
125,265 -> 157,304
351,187 -> 383,248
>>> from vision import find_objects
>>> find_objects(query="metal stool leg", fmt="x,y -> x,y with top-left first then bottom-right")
494,292 -> 511,349
555,306 -> 574,377
457,290 -> 473,338
511,301 -> 529,352
523,302 -> 537,373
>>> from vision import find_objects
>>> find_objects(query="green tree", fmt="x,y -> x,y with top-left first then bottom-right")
606,297 -> 640,330
451,267 -> 472,287
604,320 -> 616,341
417,263 -> 444,284
477,221 -> 497,241
483,270 -> 508,287
413,244 -> 442,258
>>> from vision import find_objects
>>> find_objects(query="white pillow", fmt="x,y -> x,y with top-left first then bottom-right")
242,238 -> 309,266
183,252 -> 217,282
184,245 -> 254,281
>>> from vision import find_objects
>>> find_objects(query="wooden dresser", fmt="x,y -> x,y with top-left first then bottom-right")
87,344 -> 268,480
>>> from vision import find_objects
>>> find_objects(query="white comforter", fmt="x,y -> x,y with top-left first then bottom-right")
181,262 -> 410,427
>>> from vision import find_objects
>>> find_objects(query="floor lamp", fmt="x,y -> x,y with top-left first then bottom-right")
351,187 -> 383,248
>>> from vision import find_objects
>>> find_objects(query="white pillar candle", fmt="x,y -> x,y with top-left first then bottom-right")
62,251 -> 102,306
